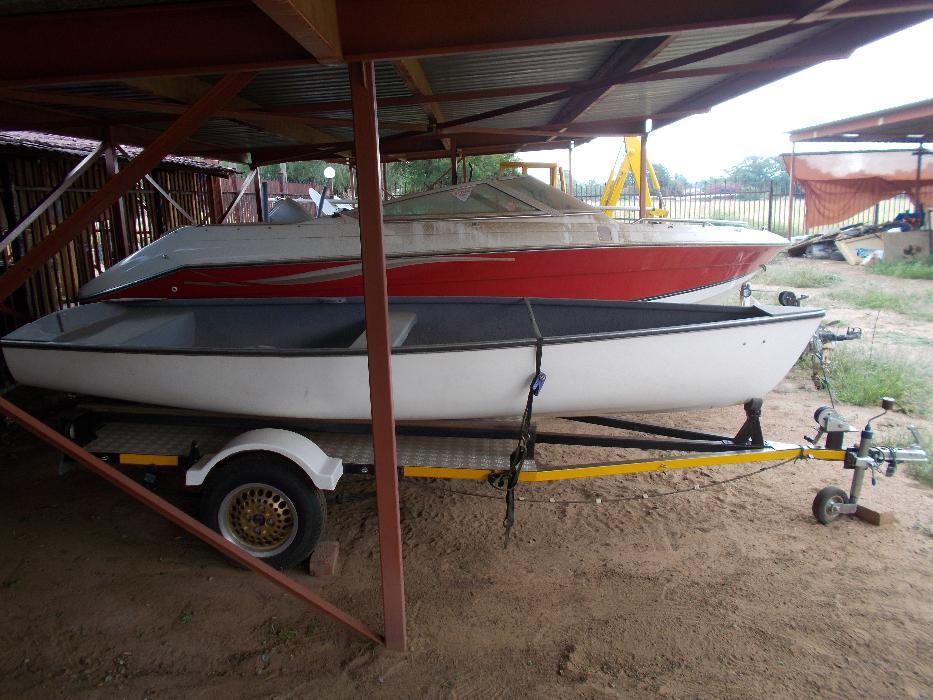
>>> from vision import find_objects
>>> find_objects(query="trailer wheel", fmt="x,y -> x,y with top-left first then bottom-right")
201,453 -> 326,570
812,485 -> 848,525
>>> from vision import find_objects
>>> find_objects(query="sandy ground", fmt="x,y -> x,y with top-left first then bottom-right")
1,258 -> 931,698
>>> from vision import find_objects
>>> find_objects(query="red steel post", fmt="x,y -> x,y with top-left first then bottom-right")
349,60 -> 408,652
0,396 -> 382,646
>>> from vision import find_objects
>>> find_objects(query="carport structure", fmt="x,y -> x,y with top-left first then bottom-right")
0,1 -> 929,652
786,98 -> 933,231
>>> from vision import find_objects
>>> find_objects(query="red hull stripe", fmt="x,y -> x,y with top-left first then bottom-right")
97,246 -> 783,302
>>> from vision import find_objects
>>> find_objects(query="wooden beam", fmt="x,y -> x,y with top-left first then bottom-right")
252,0 -> 342,63
0,72 -> 254,303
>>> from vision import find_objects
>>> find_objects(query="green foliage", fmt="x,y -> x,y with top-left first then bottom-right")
652,163 -> 691,196
832,287 -> 933,321
826,345 -> 931,416
725,156 -> 789,188
876,427 -> 932,486
256,161 -> 351,194
868,255 -> 933,280
387,153 -> 514,194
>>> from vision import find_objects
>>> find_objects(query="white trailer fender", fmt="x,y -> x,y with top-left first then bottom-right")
185,428 -> 343,490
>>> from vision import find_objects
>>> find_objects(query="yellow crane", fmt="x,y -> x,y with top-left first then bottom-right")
600,137 -> 667,217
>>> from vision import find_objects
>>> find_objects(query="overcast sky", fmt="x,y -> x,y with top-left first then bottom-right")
519,18 -> 933,183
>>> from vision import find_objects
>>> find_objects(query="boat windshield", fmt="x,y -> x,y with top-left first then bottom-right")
497,176 -> 600,213
382,183 -> 537,218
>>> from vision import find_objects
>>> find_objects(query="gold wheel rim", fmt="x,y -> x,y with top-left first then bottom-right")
218,483 -> 298,556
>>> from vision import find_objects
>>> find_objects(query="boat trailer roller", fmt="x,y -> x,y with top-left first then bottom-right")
46,397 -> 928,567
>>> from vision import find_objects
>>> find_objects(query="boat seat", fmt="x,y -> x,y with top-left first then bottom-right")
349,312 -> 417,349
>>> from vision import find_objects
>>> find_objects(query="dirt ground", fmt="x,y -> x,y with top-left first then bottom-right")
1,257 -> 931,699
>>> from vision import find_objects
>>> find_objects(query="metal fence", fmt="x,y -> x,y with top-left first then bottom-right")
573,180 -> 914,236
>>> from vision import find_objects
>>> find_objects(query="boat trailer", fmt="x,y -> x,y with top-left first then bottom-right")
49,396 -> 928,563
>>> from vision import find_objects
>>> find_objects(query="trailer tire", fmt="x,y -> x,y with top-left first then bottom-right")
812,485 -> 847,525
200,453 -> 326,570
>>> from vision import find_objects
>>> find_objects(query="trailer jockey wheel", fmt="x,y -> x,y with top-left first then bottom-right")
201,453 -> 326,570
778,290 -> 800,307
812,485 -> 848,525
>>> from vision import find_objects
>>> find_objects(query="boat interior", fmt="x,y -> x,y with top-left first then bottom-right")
3,298 -> 788,353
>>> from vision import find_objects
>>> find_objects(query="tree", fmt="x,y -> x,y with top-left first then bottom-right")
386,153 -> 515,194
725,156 -> 789,189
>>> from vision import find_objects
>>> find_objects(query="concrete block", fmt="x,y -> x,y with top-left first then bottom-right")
855,505 -> 895,527
308,540 -> 340,577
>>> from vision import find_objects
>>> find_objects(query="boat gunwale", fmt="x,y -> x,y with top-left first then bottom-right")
2,306 -> 825,358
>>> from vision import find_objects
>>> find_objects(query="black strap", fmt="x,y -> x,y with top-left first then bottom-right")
491,299 -> 545,548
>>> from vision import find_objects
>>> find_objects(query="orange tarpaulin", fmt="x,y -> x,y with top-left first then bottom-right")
782,150 -> 933,230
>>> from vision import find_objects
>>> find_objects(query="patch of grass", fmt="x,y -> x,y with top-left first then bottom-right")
877,427 -> 932,486
868,255 -> 933,280
826,345 -> 932,416
756,265 -> 841,288
831,287 -> 933,321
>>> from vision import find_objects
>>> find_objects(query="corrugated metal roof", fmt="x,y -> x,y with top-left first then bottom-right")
243,62 -> 412,107
638,21 -> 788,68
0,5 -> 925,163
685,25 -> 826,70
580,75 -> 726,122
421,41 -> 620,93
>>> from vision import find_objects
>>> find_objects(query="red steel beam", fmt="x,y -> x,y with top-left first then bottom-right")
0,72 -> 255,303
789,98 -> 933,142
0,396 -> 382,646
337,0 -> 797,60
349,60 -> 408,653
0,2 -> 313,86
252,0 -> 343,63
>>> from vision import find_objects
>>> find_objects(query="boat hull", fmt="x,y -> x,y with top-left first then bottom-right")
85,244 -> 780,304
2,302 -> 821,421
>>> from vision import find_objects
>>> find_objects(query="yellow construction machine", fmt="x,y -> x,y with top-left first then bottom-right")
498,161 -> 567,192
600,137 -> 668,217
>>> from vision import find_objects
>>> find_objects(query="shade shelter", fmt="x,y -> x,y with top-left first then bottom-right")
786,98 -> 933,232
0,1 -> 930,652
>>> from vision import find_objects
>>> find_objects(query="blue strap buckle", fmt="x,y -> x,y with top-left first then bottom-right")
531,371 -> 547,396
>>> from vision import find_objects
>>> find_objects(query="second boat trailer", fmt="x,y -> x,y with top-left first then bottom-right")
57,396 -> 928,568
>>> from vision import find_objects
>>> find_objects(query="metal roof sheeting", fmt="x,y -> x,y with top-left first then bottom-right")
0,3 -> 927,163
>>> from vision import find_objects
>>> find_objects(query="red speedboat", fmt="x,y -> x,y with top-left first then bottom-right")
79,176 -> 786,304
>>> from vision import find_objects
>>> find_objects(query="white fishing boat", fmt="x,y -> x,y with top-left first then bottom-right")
78,176 -> 787,305
2,298 -> 822,420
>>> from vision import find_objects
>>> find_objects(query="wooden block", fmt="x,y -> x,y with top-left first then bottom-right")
308,541 -> 339,577
855,505 -> 895,527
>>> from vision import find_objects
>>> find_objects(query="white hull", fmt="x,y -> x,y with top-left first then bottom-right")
3,304 -> 820,420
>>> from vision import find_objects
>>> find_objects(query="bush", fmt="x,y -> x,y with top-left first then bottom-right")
825,345 -> 932,416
